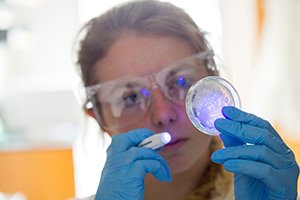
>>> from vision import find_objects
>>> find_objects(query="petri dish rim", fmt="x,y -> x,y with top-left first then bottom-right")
185,76 -> 241,136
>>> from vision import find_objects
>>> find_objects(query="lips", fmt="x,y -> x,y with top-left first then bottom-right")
167,138 -> 185,145
163,138 -> 188,151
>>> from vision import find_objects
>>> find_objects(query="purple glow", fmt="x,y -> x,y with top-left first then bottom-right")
176,76 -> 186,87
186,76 -> 240,135
195,90 -> 230,132
140,88 -> 150,97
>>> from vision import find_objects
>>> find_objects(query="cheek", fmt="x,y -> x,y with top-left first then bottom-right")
187,133 -> 213,155
182,113 -> 214,159
179,104 -> 191,123
187,118 -> 213,155
189,133 -> 212,153
107,122 -> 143,136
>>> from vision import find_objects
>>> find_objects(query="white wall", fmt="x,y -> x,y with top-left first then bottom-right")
219,0 -> 300,140
0,0 -> 83,146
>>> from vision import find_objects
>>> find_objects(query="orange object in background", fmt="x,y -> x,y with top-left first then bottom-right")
0,148 -> 75,200
275,124 -> 300,193
282,138 -> 300,192
256,0 -> 265,43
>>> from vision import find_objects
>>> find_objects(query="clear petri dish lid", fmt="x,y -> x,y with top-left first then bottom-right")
185,76 -> 241,136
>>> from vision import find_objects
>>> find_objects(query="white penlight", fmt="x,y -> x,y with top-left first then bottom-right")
161,132 -> 171,144
138,132 -> 171,150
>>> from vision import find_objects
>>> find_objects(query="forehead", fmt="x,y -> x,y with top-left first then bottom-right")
94,34 -> 196,83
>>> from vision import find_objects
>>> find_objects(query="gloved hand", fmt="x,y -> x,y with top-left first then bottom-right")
95,128 -> 171,200
211,106 -> 299,200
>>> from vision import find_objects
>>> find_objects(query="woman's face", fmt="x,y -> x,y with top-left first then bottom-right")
93,34 -> 212,175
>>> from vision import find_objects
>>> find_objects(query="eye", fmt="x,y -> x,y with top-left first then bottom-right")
176,76 -> 188,87
122,92 -> 141,106
173,76 -> 193,89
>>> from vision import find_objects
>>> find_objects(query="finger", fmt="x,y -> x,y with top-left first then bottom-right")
222,106 -> 282,140
211,145 -> 295,170
106,147 -> 164,167
130,159 -> 172,182
219,133 -> 244,147
222,159 -> 283,192
215,118 -> 289,154
107,128 -> 154,155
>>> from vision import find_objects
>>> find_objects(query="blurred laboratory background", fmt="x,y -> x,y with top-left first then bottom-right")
0,0 -> 299,199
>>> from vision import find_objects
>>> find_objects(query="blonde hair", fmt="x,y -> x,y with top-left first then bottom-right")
185,137 -> 233,200
77,0 -> 217,87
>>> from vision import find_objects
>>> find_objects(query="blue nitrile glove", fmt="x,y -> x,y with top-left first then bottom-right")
211,106 -> 299,200
94,128 -> 171,200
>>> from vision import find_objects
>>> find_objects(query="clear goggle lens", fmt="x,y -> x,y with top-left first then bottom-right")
86,51 -> 215,129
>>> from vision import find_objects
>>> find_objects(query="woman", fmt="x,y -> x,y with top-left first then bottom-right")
76,1 -> 299,199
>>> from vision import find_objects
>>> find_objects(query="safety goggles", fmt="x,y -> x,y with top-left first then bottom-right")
86,51 -> 216,130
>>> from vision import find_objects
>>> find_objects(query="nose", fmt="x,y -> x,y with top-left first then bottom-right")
149,88 -> 178,128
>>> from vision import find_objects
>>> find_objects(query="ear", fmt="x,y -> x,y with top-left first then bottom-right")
83,100 -> 97,120
84,107 -> 96,119
84,107 -> 112,135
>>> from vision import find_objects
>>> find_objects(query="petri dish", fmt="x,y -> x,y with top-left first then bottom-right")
185,76 -> 241,136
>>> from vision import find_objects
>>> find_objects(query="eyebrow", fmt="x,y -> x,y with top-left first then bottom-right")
100,62 -> 198,97
106,78 -> 142,97
165,63 -> 197,77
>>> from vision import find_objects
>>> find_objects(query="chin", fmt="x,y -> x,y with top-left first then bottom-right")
170,165 -> 192,175
163,145 -> 212,176
165,154 -> 196,175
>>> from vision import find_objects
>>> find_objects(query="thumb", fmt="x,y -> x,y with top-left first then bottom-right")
219,133 -> 243,147
215,119 -> 244,147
